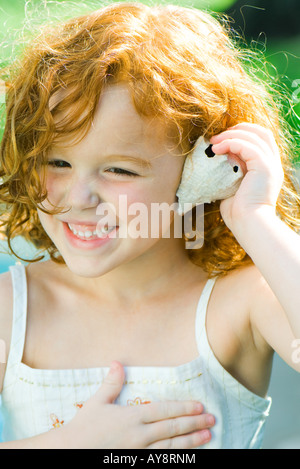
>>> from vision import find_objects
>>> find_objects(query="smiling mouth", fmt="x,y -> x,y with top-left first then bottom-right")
67,222 -> 117,240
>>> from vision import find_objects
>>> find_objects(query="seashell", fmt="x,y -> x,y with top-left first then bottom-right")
176,137 -> 244,215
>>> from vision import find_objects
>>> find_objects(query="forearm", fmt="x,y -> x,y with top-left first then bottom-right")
0,426 -> 69,449
233,207 -> 300,337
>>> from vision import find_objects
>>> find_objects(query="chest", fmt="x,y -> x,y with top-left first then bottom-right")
22,285 -> 204,369
21,274 -> 270,397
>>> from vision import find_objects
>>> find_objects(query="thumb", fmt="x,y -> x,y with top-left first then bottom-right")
97,361 -> 125,404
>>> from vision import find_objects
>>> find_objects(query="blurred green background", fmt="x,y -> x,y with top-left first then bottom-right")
0,0 -> 299,449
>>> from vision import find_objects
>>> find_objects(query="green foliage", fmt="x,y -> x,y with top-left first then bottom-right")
266,37 -> 300,160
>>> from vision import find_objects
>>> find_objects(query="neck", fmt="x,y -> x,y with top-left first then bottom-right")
56,237 -> 206,304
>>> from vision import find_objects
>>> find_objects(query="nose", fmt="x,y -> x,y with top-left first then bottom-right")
65,175 -> 100,211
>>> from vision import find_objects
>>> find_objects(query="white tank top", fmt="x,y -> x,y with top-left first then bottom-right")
1,264 -> 271,448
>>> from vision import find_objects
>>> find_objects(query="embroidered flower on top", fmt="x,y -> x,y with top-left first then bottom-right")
50,413 -> 64,428
127,397 -> 151,406
74,402 -> 85,409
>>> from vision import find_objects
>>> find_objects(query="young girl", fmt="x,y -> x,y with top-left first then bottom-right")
0,2 -> 299,449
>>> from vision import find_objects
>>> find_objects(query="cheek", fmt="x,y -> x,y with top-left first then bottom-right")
120,176 -> 180,206
112,183 -> 177,239
37,176 -> 65,232
107,184 -> 152,210
43,174 -> 64,206
37,209 -> 53,237
110,176 -> 180,221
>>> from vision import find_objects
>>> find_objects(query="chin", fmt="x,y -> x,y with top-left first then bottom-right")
63,256 -> 115,279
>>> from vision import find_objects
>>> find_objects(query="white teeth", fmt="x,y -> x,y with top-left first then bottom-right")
71,226 -> 77,235
84,230 -> 93,238
67,223 -> 115,239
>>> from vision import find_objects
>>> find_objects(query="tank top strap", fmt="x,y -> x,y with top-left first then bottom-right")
195,276 -> 218,354
6,264 -> 28,369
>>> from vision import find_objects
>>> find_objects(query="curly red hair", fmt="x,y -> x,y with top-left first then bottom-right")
0,2 -> 299,276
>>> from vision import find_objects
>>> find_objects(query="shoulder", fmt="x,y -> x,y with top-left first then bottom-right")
204,264 -> 276,395
212,263 -> 274,353
216,263 -> 271,309
212,263 -> 266,312
0,269 -> 14,392
205,264 -> 262,355
222,263 -> 296,362
221,262 -> 277,321
228,262 -> 285,324
0,261 -> 56,389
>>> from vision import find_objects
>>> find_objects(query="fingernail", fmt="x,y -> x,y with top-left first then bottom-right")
195,402 -> 203,413
206,415 -> 215,426
201,429 -> 211,443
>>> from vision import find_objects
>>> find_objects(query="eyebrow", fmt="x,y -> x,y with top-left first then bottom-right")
104,155 -> 152,170
49,148 -> 152,170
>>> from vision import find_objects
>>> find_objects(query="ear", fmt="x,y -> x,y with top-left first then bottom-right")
176,136 -> 244,215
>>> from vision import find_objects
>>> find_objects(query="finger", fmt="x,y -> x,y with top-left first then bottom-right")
141,400 -> 204,424
224,123 -> 279,156
147,429 -> 212,449
210,129 -> 272,160
145,413 -> 215,443
96,361 -> 125,404
211,138 -> 272,173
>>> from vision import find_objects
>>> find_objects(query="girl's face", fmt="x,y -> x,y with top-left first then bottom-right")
38,83 -> 186,277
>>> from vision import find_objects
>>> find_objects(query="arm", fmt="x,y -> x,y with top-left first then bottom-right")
211,123 -> 300,371
0,427 -> 68,449
233,207 -> 300,356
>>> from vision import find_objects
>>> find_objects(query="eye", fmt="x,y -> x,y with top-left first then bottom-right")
105,168 -> 138,177
47,160 -> 71,169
